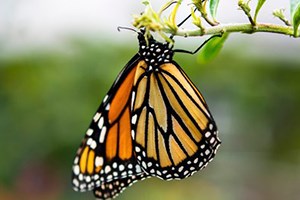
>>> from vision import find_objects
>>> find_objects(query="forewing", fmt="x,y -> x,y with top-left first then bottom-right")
131,62 -> 221,180
72,55 -> 146,192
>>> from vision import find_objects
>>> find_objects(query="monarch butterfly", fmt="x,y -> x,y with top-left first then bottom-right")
72,30 -> 221,199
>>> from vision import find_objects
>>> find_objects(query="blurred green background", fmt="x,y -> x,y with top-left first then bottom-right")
1,33 -> 300,200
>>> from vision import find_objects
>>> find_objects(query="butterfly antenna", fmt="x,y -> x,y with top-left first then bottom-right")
178,7 -> 197,28
161,1 -> 179,12
174,34 -> 222,55
117,26 -> 138,33
170,8 -> 197,40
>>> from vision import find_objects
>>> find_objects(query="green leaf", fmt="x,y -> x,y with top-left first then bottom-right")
209,0 -> 220,21
198,33 -> 229,64
254,0 -> 266,22
290,0 -> 300,15
291,0 -> 300,36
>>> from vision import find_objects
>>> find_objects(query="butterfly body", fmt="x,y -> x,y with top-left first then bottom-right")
72,31 -> 221,199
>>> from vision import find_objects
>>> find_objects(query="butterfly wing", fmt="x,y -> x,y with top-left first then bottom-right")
93,173 -> 148,199
72,54 -> 147,194
131,61 -> 221,180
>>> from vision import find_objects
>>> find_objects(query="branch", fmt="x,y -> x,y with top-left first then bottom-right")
171,23 -> 298,37
238,0 -> 256,26
133,1 -> 300,39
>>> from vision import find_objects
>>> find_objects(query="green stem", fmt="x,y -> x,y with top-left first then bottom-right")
276,15 -> 291,26
172,23 -> 298,37
201,11 -> 219,26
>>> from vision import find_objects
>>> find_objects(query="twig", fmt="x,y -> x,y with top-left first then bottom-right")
193,0 -> 219,26
201,10 -> 219,26
171,23 -> 298,37
238,0 -> 256,27
273,9 -> 291,26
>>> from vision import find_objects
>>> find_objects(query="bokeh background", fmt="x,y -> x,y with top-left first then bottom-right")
1,1 -> 300,200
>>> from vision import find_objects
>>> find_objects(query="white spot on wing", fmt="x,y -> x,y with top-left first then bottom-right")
135,146 -> 140,152
73,165 -> 80,175
95,156 -> 103,167
178,166 -> 184,172
205,149 -> 210,155
94,174 -> 99,180
103,95 -> 109,103
105,166 -> 111,173
112,162 -> 117,169
131,130 -> 135,139
135,165 -> 142,172
105,104 -> 110,111
80,183 -> 86,190
86,129 -> 93,136
98,117 -> 104,129
183,170 -> 189,176
142,161 -> 147,169
73,178 -> 79,187
131,91 -> 136,108
205,132 -> 211,138
99,126 -> 107,143
113,171 -> 118,177
74,157 -> 79,164
193,158 -> 198,164
93,112 -> 101,122
85,176 -> 91,183
87,138 -> 92,145
131,114 -> 137,124
90,140 -> 97,149
119,164 -> 125,171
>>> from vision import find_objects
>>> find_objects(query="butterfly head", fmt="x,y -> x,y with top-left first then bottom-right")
137,31 -> 174,67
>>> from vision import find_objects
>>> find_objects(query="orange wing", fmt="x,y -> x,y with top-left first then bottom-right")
131,61 -> 221,180
72,55 -> 147,195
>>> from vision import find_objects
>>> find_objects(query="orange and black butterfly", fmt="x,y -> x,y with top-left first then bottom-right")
72,30 -> 221,199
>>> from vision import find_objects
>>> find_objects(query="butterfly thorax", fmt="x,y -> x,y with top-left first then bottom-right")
138,35 -> 174,68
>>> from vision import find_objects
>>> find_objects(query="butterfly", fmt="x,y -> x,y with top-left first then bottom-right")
72,30 -> 221,199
